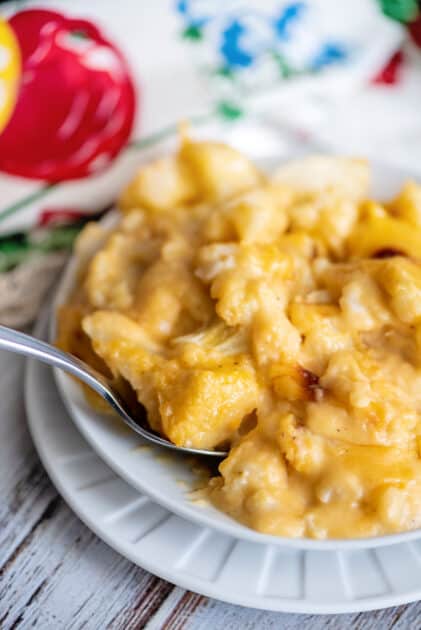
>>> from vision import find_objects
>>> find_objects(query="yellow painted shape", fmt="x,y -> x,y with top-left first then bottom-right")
0,18 -> 20,134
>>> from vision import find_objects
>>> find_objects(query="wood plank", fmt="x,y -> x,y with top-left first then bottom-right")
0,498 -> 172,629
175,598 -> 421,630
0,355 -> 58,570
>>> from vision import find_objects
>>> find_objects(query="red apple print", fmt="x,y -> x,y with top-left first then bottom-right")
0,9 -> 136,181
37,208 -> 91,227
408,15 -> 421,48
372,50 -> 404,85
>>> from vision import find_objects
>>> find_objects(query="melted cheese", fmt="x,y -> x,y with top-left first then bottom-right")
57,142 -> 421,539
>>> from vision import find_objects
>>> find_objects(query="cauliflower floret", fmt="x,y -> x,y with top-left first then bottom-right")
288,192 -> 358,255
84,211 -> 162,311
179,139 -> 263,203
82,311 -> 164,430
371,481 -> 421,532
278,413 -> 326,475
157,357 -> 259,449
172,320 -> 249,366
314,259 -> 361,300
274,155 -> 369,201
339,271 -> 392,331
319,350 -> 418,446
377,258 -> 421,324
194,243 -> 237,283
373,485 -> 411,530
211,431 -> 286,511
131,259 -> 213,340
390,181 -> 421,228
210,429 -> 307,536
289,303 -> 353,372
252,308 -> 301,365
119,137 -> 263,212
73,221 -> 112,269
276,232 -> 316,296
119,155 -> 198,212
316,468 -> 363,506
197,242 -> 292,326
85,233 -> 145,310
204,185 -> 290,244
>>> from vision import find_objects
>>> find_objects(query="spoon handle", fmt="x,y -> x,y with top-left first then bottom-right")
0,323 -> 170,445
0,323 -> 227,456
0,324 -> 109,396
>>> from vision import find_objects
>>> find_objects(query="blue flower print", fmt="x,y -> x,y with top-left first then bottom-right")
311,42 -> 348,70
175,1 -> 352,87
176,0 -> 188,14
175,0 -> 212,29
220,20 -> 255,69
273,2 -> 307,41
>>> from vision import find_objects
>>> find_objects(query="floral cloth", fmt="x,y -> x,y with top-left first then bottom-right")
0,0 -> 409,327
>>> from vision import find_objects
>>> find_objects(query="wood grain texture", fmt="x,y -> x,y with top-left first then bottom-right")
1,349 -> 421,629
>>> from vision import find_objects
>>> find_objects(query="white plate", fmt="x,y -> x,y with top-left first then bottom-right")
51,152 -> 421,551
25,315 -> 421,614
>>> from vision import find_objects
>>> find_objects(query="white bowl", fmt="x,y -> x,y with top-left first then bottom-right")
26,329 -> 421,613
51,119 -> 421,550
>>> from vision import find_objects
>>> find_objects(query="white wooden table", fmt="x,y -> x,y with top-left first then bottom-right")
1,349 -> 421,629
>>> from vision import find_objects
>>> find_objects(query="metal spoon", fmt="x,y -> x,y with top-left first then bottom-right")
0,324 -> 226,457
